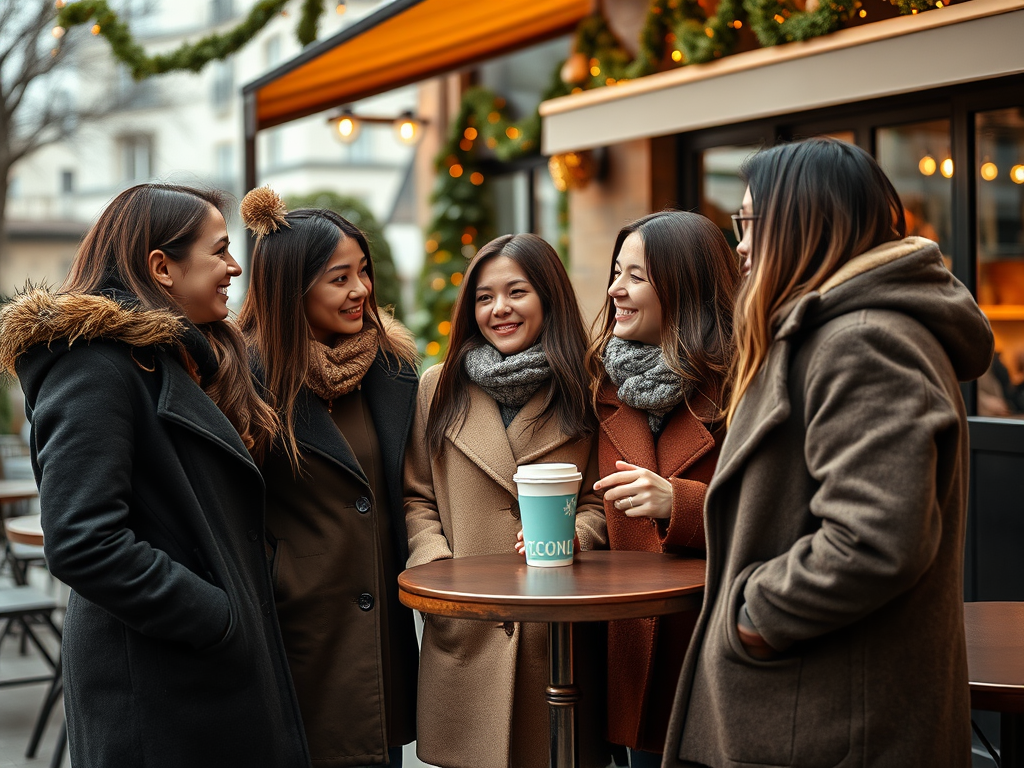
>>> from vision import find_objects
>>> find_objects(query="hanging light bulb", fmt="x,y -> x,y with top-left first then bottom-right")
919,155 -> 936,176
334,111 -> 360,143
980,162 -> 998,181
393,113 -> 422,146
940,158 -> 954,178
1011,165 -> 1024,185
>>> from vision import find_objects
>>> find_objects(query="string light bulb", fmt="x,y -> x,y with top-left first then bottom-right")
336,2 -> 347,14
334,112 -> 360,143
919,156 -> 936,176
1011,165 -> 1024,185
980,162 -> 998,181
940,158 -> 954,178
393,113 -> 422,145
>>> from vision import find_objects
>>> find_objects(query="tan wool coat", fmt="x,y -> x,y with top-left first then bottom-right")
663,238 -> 994,767
404,364 -> 607,768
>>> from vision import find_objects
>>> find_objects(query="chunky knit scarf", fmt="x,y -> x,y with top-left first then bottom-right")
603,336 -> 691,433
306,326 -> 378,405
464,343 -> 551,427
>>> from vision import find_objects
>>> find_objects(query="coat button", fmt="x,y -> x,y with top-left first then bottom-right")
355,497 -> 371,514
357,593 -> 374,611
247,529 -> 259,542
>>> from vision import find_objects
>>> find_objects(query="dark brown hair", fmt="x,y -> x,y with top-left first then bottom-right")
238,208 -> 417,470
728,138 -> 906,424
587,210 -> 740,416
426,233 -> 594,458
62,183 -> 278,453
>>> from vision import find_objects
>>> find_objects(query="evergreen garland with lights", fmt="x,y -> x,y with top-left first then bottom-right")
54,0 -> 328,79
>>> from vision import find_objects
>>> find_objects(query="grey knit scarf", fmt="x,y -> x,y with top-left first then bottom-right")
464,343 -> 551,427
603,336 -> 691,433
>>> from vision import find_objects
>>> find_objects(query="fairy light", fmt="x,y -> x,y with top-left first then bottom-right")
940,158 -> 954,178
980,162 -> 998,181
919,156 -> 936,176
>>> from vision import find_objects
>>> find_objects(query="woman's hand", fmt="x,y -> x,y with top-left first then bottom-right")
593,460 -> 673,519
515,530 -> 525,556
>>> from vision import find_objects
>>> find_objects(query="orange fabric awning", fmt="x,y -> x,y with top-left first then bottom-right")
244,0 -> 593,130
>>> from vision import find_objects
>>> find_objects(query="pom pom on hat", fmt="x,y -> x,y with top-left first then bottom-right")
240,186 -> 289,237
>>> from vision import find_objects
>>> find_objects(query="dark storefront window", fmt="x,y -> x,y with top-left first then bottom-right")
976,107 -> 1024,418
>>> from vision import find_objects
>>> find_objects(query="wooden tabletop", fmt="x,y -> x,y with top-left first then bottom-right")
966,601 -> 1024,713
0,479 -> 38,504
399,550 -> 706,623
4,514 -> 43,547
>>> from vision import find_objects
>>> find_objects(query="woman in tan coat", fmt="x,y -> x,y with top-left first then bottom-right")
239,188 -> 420,768
404,233 -> 607,768
585,211 -> 739,767
663,138 -> 993,766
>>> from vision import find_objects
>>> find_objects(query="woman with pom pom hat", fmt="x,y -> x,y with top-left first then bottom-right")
238,186 -> 420,768
0,184 -> 310,768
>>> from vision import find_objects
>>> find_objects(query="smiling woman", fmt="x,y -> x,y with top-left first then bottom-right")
237,186 -> 421,768
404,233 -> 610,768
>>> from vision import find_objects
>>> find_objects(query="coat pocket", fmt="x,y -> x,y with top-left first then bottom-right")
718,562 -> 802,766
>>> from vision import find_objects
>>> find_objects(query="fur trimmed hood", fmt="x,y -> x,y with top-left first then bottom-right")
378,311 -> 419,368
0,288 -> 184,375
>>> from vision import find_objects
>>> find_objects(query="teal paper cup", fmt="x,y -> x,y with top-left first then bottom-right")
513,463 -> 582,568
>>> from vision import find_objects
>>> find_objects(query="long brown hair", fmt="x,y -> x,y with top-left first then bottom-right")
62,183 -> 278,453
238,208 -> 417,470
586,211 -> 739,417
426,233 -> 594,458
727,137 -> 907,425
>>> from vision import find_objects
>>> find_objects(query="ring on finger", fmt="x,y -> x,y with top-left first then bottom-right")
627,495 -> 635,509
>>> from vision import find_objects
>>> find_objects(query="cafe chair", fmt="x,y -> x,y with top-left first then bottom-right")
0,584 -> 65,768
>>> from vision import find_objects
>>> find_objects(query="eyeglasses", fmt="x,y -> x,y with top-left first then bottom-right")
731,213 -> 758,242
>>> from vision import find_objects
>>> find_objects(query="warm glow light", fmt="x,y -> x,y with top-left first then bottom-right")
459,138 -> 473,151
1011,165 -> 1024,184
55,0 -> 66,7
431,278 -> 446,291
773,13 -> 785,23
335,115 -> 360,143
487,112 -> 500,124
940,158 -> 954,178
980,162 -> 998,181
464,127 -> 478,140
394,115 -> 420,145
705,27 -> 714,37
449,164 -> 463,178
438,321 -> 451,336
671,49 -> 683,62
425,341 -> 441,356
461,233 -> 473,245
505,127 -> 520,140
470,172 -> 485,186
425,239 -> 438,253
590,65 -> 601,76
91,24 -> 101,34
858,9 -> 867,16
451,272 -> 464,286
52,26 -> 65,39
919,155 -> 937,176
336,2 -> 347,14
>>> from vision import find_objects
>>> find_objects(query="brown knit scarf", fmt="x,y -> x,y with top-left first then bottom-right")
306,326 -> 378,408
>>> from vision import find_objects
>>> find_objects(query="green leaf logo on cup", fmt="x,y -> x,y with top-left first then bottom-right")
513,463 -> 582,568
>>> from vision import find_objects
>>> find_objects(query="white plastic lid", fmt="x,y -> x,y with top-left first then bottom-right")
512,462 -> 582,483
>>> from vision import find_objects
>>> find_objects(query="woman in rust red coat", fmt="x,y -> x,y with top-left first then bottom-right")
586,211 -> 740,768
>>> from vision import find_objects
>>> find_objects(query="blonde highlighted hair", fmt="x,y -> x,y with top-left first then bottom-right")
727,138 -> 907,425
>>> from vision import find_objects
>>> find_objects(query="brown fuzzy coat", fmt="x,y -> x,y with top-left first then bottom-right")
664,238 -> 992,767
404,364 -> 607,768
596,382 -> 722,753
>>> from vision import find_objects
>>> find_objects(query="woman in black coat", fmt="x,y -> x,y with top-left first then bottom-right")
0,184 -> 310,768
238,187 -> 419,768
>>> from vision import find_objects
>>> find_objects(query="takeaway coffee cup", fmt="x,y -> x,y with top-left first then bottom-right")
512,463 -> 582,568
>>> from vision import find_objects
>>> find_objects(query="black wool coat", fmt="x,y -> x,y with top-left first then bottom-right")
0,290 -> 310,768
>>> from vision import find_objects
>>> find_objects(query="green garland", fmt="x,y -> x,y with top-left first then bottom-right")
742,0 -> 856,46
675,0 -> 745,64
415,70 -> 571,367
55,0 -> 326,79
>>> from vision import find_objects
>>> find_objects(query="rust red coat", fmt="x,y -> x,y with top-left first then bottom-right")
596,382 -> 723,753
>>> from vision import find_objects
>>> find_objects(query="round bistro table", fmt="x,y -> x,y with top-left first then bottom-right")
966,601 -> 1024,767
0,480 -> 39,506
398,550 -> 706,768
4,514 -> 44,546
